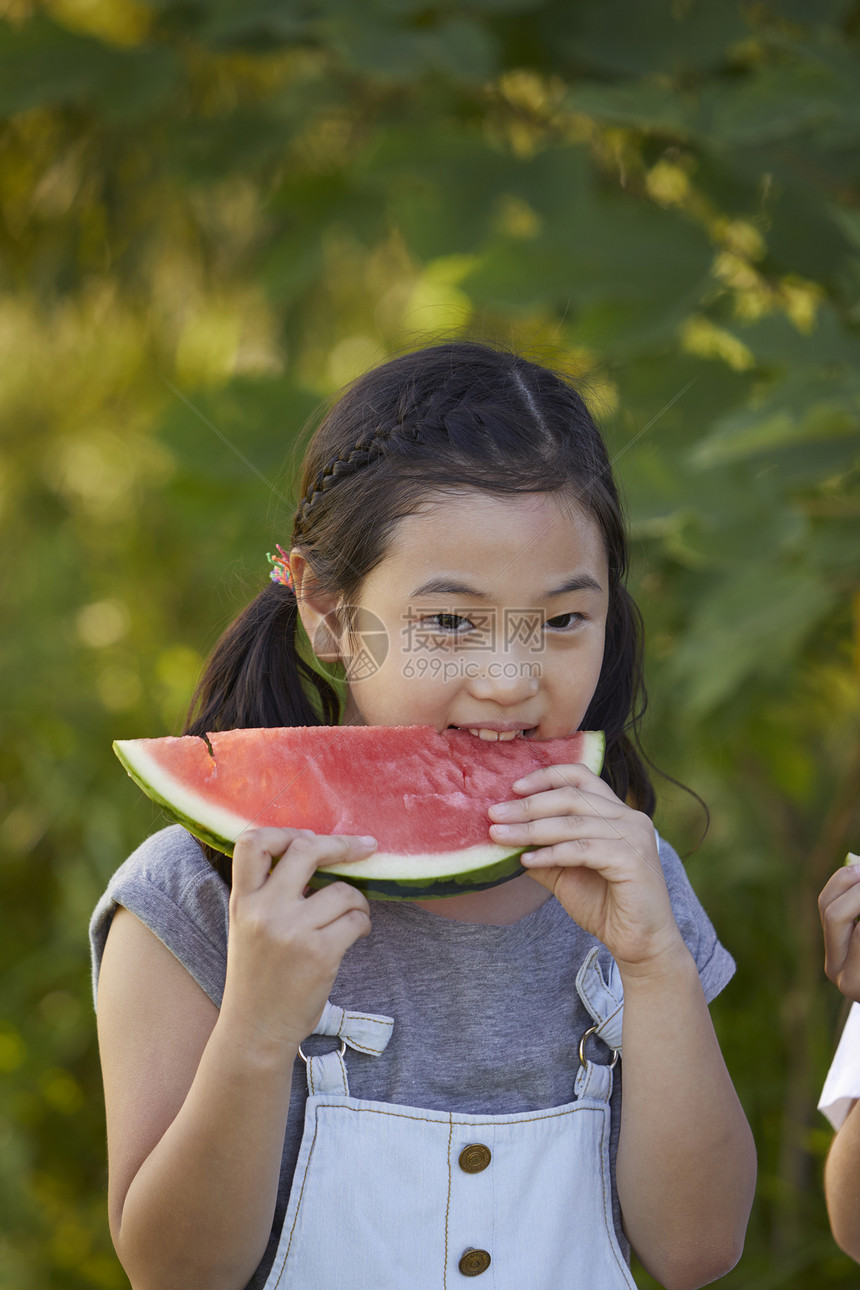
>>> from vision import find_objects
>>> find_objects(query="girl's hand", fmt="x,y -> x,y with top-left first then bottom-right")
221,827 -> 376,1053
488,764 -> 684,975
819,861 -> 860,1003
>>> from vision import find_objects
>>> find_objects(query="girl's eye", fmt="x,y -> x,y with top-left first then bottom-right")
545,612 -> 585,631
424,613 -> 473,634
433,614 -> 474,634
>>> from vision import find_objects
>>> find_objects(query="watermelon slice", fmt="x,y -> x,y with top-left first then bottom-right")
113,726 -> 605,900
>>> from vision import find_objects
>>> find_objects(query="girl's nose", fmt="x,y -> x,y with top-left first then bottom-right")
466,666 -> 541,706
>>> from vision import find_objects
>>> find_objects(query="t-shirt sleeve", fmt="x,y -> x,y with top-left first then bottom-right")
819,1003 -> 860,1130
657,833 -> 736,1004
89,825 -> 230,1010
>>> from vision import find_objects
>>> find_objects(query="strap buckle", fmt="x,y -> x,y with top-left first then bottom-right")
578,1024 -> 619,1070
298,1039 -> 347,1065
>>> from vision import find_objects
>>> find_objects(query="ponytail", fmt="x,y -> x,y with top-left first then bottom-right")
182,584 -> 345,884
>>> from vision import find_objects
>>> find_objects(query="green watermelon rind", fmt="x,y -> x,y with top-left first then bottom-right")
113,738 -> 251,852
113,729 -> 605,901
307,854 -> 528,901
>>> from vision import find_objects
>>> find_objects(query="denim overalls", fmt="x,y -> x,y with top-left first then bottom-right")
262,947 -> 633,1289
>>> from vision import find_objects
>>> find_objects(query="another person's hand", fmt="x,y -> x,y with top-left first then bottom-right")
819,856 -> 860,1003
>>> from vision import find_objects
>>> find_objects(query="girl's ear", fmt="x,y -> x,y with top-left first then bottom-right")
289,550 -> 342,662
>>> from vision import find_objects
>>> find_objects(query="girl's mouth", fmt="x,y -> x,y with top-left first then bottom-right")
448,725 -> 537,742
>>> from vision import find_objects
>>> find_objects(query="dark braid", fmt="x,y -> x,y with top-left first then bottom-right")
295,424 -> 397,537
294,365 -> 457,536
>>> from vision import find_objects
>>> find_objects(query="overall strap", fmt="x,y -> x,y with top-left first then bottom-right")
574,947 -> 624,1104
299,1001 -> 394,1096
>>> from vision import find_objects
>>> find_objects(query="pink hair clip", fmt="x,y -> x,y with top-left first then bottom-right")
267,544 -> 294,591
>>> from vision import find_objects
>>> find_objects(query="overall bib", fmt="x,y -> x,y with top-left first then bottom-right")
262,948 -> 634,1290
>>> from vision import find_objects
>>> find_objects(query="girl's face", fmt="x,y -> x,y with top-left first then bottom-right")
338,491 -> 609,742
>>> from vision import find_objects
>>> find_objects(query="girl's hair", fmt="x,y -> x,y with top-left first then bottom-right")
186,341 -> 657,864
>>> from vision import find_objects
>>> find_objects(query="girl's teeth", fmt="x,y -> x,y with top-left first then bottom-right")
468,728 -> 518,741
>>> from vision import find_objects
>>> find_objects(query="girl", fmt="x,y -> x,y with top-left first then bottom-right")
818,857 -> 860,1261
91,341 -> 755,1290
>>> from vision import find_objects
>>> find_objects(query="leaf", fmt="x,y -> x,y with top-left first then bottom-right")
164,112 -> 293,181
831,206 -> 860,251
329,14 -> 498,82
462,154 -> 713,348
763,183 -> 855,280
0,16 -> 179,121
670,566 -> 837,714
191,0 -> 317,46
702,60 -> 854,149
557,0 -> 749,77
362,125 -> 514,258
762,0 -> 854,26
564,81 -> 696,138
712,309 -> 860,372
691,371 -> 860,467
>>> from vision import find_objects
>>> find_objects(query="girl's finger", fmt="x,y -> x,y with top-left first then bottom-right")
507,762 -> 616,801
819,864 -> 860,917
303,879 -> 372,931
264,831 -> 377,898
233,829 -> 376,900
519,835 -> 657,880
489,811 -> 637,850
489,783 -> 625,825
230,827 -> 316,898
835,929 -> 860,1002
822,885 -> 860,974
311,903 -> 374,963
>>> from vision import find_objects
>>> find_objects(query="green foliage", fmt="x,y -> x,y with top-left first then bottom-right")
2,0 -> 859,1283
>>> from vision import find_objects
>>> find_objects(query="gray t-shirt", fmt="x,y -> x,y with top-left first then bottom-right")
90,825 -> 735,1288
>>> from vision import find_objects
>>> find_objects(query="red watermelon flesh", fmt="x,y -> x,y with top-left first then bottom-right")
113,725 -> 605,899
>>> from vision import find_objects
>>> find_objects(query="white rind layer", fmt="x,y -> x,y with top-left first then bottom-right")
114,738 -> 252,845
319,841 -> 516,880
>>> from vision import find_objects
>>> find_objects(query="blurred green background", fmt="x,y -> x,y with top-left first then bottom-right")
2,0 -> 859,1285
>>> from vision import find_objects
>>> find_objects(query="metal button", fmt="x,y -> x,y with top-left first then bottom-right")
458,1143 -> 491,1173
458,1248 -> 491,1276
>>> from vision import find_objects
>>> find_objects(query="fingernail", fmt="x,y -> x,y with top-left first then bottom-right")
490,823 -> 513,836
359,835 -> 377,847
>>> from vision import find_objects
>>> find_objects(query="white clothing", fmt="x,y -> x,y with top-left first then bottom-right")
820,1003 -> 860,1130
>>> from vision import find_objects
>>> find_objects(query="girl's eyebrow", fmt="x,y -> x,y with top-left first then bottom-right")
546,574 -> 605,597
408,574 -> 604,599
